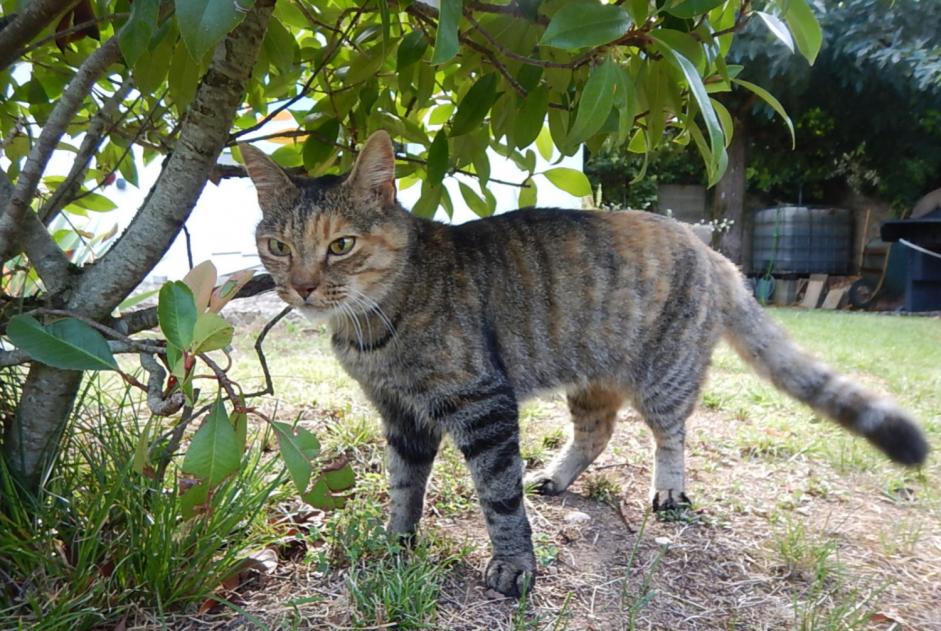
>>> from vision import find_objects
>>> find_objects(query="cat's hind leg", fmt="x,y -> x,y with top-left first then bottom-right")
635,361 -> 707,512
526,383 -> 623,496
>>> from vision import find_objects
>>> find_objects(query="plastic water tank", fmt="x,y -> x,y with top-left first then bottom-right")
750,206 -> 853,275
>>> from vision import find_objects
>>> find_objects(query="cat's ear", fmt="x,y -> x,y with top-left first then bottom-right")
348,130 -> 396,205
239,144 -> 299,215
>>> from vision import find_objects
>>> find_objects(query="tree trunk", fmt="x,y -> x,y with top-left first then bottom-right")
713,118 -> 747,265
2,367 -> 83,492
1,1 -> 275,495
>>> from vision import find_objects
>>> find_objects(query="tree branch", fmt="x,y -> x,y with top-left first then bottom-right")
71,1 -> 276,319
228,4 -> 365,142
0,340 -> 161,368
38,77 -> 136,225
0,38 -> 121,265
0,170 -> 71,294
0,0 -> 79,70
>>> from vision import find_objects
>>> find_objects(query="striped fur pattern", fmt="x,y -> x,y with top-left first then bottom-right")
242,132 -> 928,597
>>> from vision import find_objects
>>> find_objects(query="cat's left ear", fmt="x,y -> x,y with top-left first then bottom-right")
348,130 -> 396,205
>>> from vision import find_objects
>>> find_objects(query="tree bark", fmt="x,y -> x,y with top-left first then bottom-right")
0,0 -> 79,71
73,2 -> 274,318
713,118 -> 747,265
2,1 -> 275,494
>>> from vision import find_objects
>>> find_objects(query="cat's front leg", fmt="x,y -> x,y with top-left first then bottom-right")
373,394 -> 442,536
443,383 -> 536,597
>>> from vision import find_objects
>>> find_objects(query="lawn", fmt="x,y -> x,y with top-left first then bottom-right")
216,307 -> 941,630
2,307 -> 938,630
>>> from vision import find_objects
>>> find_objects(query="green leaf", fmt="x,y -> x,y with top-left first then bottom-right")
653,36 -> 726,185
569,57 -> 620,145
132,416 -> 156,476
710,97 -> 734,148
459,181 -> 489,217
397,30 -> 427,69
427,130 -> 448,185
303,118 -> 340,171
273,422 -> 321,494
232,410 -> 248,451
180,481 -> 210,519
535,126 -> 554,161
540,3 -> 631,50
7,315 -> 118,371
412,181 -> 442,218
519,177 -> 537,207
133,22 -> 176,94
168,40 -> 201,113
732,78 -> 795,148
755,11 -> 794,54
513,85 -> 549,149
431,0 -> 461,64
180,400 -> 241,487
158,281 -> 198,350
323,460 -> 355,491
119,0 -> 160,66
302,477 -> 336,510
783,0 -> 822,64
175,0 -> 253,61
192,312 -> 233,353
665,0 -> 726,19
450,73 -> 499,137
71,192 -> 117,212
542,167 -> 591,197
263,17 -> 297,74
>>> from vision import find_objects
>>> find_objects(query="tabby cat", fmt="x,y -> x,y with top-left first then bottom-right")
241,131 -> 928,597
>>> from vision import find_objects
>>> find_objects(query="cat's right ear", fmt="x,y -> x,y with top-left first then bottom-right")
239,144 -> 299,215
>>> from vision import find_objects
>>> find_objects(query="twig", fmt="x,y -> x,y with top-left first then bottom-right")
37,77 -> 136,224
198,352 -> 243,409
228,4 -> 366,142
0,339 -> 162,367
139,352 -> 185,416
243,305 -> 292,399
29,307 -> 163,351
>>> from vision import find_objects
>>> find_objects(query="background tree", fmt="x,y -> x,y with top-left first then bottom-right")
707,0 -> 941,258
0,0 -> 817,494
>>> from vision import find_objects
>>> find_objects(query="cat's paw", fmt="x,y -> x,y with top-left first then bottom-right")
523,471 -> 566,496
651,489 -> 691,512
484,554 -> 536,597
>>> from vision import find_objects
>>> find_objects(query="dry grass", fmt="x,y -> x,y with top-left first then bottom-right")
158,307 -> 940,631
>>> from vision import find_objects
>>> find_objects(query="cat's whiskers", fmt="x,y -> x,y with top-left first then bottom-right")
344,292 -> 375,344
348,287 -> 396,339
340,301 -> 365,349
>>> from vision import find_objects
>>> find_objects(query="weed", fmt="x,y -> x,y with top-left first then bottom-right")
533,532 -> 559,567
621,511 -> 668,629
346,545 -> 458,630
584,473 -> 620,506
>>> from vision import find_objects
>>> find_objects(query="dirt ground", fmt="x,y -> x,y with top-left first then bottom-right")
174,305 -> 940,631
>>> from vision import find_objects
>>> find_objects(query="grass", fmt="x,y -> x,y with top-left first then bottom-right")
2,307 -> 939,629
0,375 -> 287,629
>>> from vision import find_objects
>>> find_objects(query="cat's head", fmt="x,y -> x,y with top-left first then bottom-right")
242,131 -> 411,321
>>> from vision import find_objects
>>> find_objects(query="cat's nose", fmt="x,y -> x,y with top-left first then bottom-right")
291,281 -> 318,300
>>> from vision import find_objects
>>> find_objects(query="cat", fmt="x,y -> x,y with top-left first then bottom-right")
241,130 -> 928,597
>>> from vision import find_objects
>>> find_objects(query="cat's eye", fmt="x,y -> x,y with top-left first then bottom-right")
268,238 -> 290,256
328,237 -> 356,256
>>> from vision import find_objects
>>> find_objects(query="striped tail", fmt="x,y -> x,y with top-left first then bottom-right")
717,259 -> 929,466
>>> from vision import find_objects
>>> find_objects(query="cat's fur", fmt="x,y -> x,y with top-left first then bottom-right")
242,131 -> 928,597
